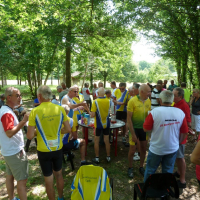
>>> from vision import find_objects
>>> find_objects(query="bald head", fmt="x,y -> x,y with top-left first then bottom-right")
97,87 -> 105,97
139,84 -> 151,100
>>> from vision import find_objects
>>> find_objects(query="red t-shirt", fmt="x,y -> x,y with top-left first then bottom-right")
1,113 -> 15,132
174,99 -> 191,144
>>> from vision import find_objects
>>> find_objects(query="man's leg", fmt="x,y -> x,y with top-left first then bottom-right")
6,175 -> 15,200
44,175 -> 55,200
144,150 -> 161,182
53,169 -> 64,199
161,151 -> 177,174
128,145 -> 136,168
17,179 -> 27,200
122,119 -> 127,137
175,144 -> 186,183
176,158 -> 186,183
139,140 -> 147,168
79,139 -> 86,161
104,135 -> 110,157
94,136 -> 100,157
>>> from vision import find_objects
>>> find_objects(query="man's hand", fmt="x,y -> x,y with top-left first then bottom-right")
131,131 -> 137,143
81,102 -> 87,107
113,100 -> 117,105
117,102 -> 124,105
22,113 -> 29,123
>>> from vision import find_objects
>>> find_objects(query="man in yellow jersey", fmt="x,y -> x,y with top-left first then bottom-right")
181,82 -> 191,105
27,85 -> 71,200
61,86 -> 87,140
90,87 -> 111,163
113,82 -> 130,143
127,84 -> 151,178
72,85 -> 91,141
131,83 -> 141,160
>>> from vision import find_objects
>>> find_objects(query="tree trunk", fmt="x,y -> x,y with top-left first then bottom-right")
1,67 -> 3,88
62,65 -> 66,84
103,71 -> 108,88
20,76 -> 21,86
4,76 -> 7,86
57,66 -> 60,85
176,61 -> 181,85
81,63 -> 88,90
32,70 -> 37,96
44,71 -> 51,85
181,57 -> 188,83
66,45 -> 71,88
90,71 -> 93,90
66,27 -> 72,88
27,72 -> 35,97
51,72 -> 53,85
17,75 -> 19,85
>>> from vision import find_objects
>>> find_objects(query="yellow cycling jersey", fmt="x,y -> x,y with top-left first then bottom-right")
114,88 -> 130,111
91,97 -> 111,129
71,165 -> 112,200
127,95 -> 151,129
29,102 -> 69,152
72,94 -> 84,129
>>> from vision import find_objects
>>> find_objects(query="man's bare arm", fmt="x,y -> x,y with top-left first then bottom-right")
6,113 -> 29,138
27,126 -> 36,140
127,111 -> 137,143
90,112 -> 95,118
61,96 -> 87,109
143,128 -> 152,132
61,120 -> 71,134
179,133 -> 187,144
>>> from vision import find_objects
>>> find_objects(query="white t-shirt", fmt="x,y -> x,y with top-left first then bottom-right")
151,88 -> 160,110
82,87 -> 90,100
143,106 -> 188,155
0,106 -> 24,156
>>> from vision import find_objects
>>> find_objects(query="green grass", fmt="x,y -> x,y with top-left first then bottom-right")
0,160 -> 6,171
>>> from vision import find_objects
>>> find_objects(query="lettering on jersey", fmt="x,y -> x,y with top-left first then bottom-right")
41,114 -> 60,121
165,119 -> 177,121
82,175 -> 97,183
160,121 -> 180,127
82,176 -> 97,180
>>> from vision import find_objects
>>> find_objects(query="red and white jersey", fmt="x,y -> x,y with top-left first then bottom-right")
0,106 -> 24,156
82,87 -> 90,100
143,106 -> 188,155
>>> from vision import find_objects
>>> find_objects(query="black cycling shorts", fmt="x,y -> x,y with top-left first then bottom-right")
96,128 -> 109,136
63,139 -> 80,151
135,128 -> 147,141
37,149 -> 63,177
